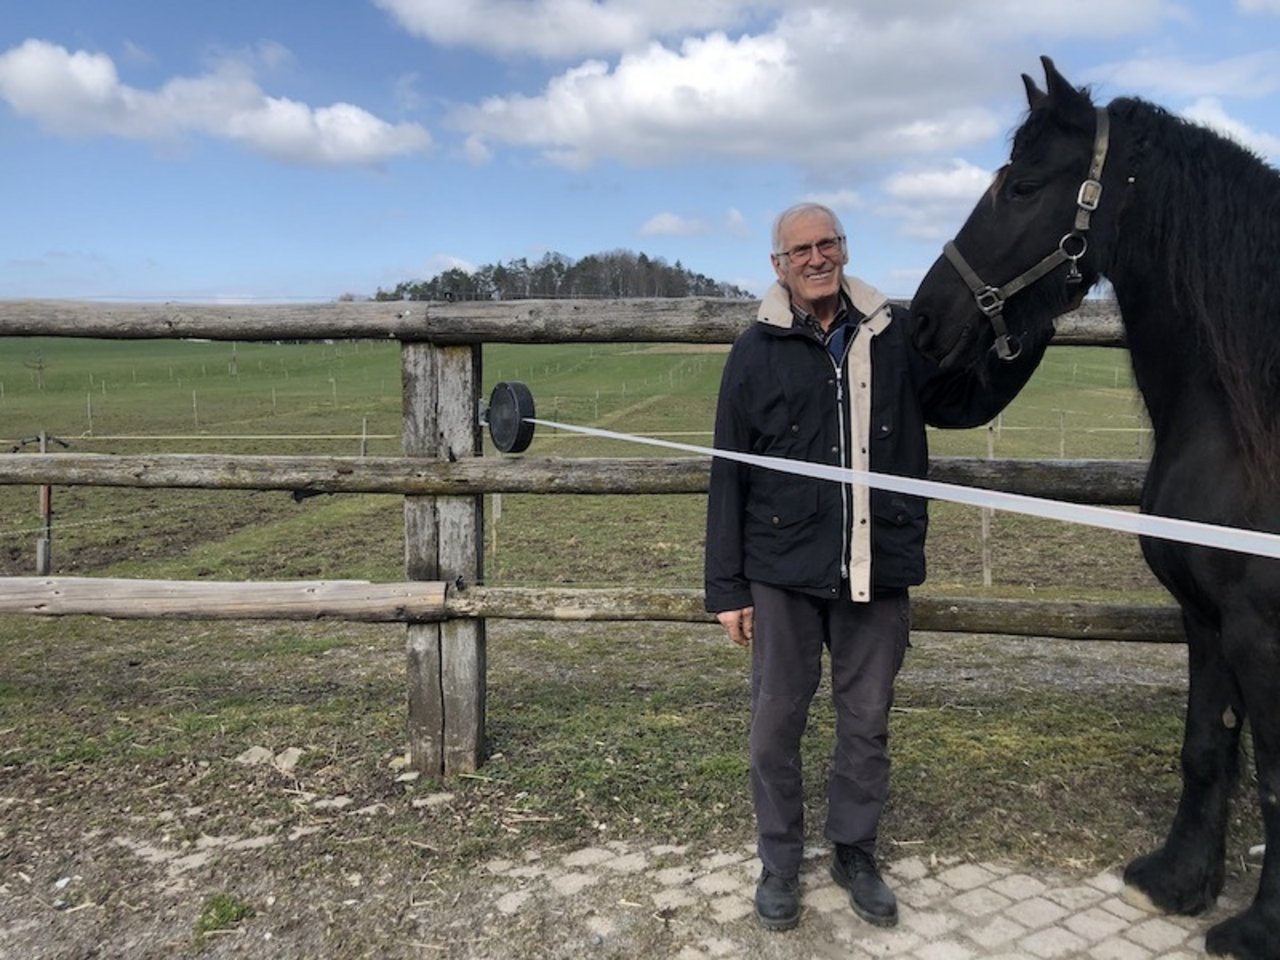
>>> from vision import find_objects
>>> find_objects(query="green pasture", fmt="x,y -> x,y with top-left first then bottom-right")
0,336 -> 1156,597
2,337 -> 404,451
1,335 -> 1145,457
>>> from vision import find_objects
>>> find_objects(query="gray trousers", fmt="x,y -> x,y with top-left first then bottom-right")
749,581 -> 910,878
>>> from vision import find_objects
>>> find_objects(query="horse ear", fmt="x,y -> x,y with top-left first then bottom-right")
1039,55 -> 1093,124
1022,73 -> 1046,110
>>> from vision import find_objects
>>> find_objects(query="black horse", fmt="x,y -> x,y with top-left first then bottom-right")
910,57 -> 1280,959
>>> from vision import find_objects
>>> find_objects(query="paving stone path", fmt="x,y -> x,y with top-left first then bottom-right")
472,841 -> 1247,959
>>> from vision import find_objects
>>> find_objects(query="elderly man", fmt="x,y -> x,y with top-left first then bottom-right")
704,202 -> 1049,931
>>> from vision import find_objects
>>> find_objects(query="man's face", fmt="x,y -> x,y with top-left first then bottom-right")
771,209 -> 847,308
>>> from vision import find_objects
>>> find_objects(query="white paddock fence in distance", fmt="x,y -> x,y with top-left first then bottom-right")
0,297 -> 1169,777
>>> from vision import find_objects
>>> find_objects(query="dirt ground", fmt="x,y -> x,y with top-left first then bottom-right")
3,617 -> 1235,960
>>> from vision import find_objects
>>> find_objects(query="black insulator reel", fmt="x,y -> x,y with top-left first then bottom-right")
486,381 -> 536,453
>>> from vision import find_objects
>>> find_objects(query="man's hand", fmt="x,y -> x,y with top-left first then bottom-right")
717,607 -> 754,648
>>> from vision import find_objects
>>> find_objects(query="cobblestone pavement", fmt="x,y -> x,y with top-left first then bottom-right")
476,840 -> 1247,959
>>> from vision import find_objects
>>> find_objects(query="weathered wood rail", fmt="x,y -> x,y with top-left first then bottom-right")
0,578 -> 1180,644
0,296 -> 1164,777
0,296 -> 1119,344
0,453 -> 1146,503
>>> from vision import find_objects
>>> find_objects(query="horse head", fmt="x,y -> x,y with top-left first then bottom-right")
911,57 -> 1116,370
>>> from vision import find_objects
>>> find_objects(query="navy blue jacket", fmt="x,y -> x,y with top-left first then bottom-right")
704,298 -> 1048,613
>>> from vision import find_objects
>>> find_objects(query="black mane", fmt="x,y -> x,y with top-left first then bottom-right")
1109,96 -> 1280,483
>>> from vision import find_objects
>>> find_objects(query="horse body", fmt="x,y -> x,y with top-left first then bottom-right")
910,57 -> 1280,959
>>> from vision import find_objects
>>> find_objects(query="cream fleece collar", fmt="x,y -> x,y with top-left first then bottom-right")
757,275 -> 890,328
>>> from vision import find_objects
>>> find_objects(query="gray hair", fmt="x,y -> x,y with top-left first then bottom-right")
771,202 -> 846,254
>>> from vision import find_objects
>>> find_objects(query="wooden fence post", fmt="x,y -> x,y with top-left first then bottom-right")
36,430 -> 52,576
402,339 -> 486,776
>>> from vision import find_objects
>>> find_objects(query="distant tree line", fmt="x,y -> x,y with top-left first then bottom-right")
373,249 -> 753,302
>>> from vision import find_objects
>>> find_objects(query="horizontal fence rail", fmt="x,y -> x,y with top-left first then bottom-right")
0,577 -> 448,621
0,453 -> 1148,503
0,578 -> 1182,644
0,297 -> 1123,344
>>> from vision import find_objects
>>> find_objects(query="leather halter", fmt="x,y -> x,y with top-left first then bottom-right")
942,107 -> 1111,361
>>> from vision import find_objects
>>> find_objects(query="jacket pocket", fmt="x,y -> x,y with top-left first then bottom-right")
742,476 -> 829,588
873,493 -> 924,528
745,475 -> 821,530
870,493 -> 928,584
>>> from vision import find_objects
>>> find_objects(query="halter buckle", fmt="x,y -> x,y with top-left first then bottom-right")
974,285 -> 1004,317
1076,179 -> 1103,211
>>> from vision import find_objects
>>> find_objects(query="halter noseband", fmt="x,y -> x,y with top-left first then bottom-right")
942,107 -> 1111,361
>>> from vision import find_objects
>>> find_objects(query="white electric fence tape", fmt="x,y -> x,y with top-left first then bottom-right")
527,417 -> 1280,561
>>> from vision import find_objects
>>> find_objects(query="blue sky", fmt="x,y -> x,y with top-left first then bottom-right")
2,0 -> 1278,303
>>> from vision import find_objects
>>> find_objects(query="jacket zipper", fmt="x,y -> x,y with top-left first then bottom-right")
832,353 -> 851,585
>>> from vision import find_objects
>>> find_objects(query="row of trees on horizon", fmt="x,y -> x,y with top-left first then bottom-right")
373,249 -> 754,302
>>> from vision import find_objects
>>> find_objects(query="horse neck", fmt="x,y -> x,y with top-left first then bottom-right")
1107,280 -> 1212,439
1094,114 -> 1221,429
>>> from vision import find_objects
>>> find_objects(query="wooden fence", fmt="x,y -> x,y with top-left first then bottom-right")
0,297 -> 1175,777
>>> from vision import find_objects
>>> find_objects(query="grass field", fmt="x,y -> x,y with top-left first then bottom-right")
1,335 -> 1159,597
2,335 -> 1146,453
2,331 -> 1235,958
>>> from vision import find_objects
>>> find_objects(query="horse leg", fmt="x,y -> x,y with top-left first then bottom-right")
1204,607 -> 1280,959
1124,609 -> 1239,914
1205,774 -> 1280,958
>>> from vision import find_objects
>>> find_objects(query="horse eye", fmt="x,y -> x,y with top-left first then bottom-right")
1010,179 -> 1039,198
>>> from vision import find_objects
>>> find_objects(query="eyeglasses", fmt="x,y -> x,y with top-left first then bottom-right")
775,235 -> 845,265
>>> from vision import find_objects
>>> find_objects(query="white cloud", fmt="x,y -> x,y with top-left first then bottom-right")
226,98 -> 429,166
1095,51 -> 1280,100
361,0 -> 1217,195
1238,0 -> 1280,12
974,0 -> 1167,34
804,189 -> 863,212
883,160 -> 995,205
0,38 -> 431,167
443,2 -> 1178,177
393,71 -> 423,112
640,211 -> 708,236
120,40 -> 153,66
726,208 -> 750,236
373,0 -> 762,59
378,0 -> 1169,60
461,134 -> 493,165
1182,97 -> 1280,163
455,33 -> 793,168
879,159 -> 995,241
452,17 -> 1007,176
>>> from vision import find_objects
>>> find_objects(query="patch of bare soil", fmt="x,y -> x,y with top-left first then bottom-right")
1,619 -> 1233,960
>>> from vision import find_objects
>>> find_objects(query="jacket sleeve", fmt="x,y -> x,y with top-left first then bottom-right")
910,310 -> 1054,429
704,339 -> 754,613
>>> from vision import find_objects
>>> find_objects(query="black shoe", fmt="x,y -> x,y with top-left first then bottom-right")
831,844 -> 898,927
754,869 -> 800,931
